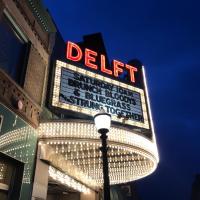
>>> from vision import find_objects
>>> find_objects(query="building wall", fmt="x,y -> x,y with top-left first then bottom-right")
0,0 -> 55,199
24,45 -> 47,105
191,174 -> 200,200
0,0 -> 52,108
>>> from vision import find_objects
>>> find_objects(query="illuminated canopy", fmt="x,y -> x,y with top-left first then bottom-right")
38,121 -> 159,188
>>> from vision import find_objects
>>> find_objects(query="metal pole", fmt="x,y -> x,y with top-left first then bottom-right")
100,130 -> 111,200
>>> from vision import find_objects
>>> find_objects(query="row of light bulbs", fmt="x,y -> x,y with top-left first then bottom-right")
0,127 -> 31,148
0,163 -> 7,182
39,122 -> 158,158
43,138 -> 155,186
0,127 -> 37,184
49,166 -> 90,194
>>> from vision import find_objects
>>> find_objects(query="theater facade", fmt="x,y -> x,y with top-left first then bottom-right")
0,0 -> 159,200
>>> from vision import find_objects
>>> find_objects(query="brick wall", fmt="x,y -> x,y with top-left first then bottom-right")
24,46 -> 47,105
24,45 -> 47,105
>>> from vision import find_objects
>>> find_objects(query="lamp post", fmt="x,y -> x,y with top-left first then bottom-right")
94,109 -> 111,200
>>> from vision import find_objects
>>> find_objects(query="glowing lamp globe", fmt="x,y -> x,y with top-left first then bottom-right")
94,111 -> 111,133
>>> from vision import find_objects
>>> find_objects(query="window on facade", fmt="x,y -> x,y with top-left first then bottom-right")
0,11 -> 29,85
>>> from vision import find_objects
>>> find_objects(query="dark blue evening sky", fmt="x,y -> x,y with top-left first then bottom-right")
43,0 -> 200,199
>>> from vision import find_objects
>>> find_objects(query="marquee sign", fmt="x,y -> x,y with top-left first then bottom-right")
52,60 -> 150,129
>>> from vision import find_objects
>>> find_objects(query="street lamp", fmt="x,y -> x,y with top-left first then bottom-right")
94,109 -> 111,200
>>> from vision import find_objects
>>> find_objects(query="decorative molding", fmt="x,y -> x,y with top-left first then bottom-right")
0,69 -> 41,128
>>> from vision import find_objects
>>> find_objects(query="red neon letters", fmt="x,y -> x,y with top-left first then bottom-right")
125,64 -> 138,83
113,60 -> 124,78
66,42 -> 82,62
66,41 -> 138,83
101,55 -> 112,75
85,48 -> 98,69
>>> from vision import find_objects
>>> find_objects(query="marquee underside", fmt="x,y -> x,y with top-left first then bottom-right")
38,121 -> 159,188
